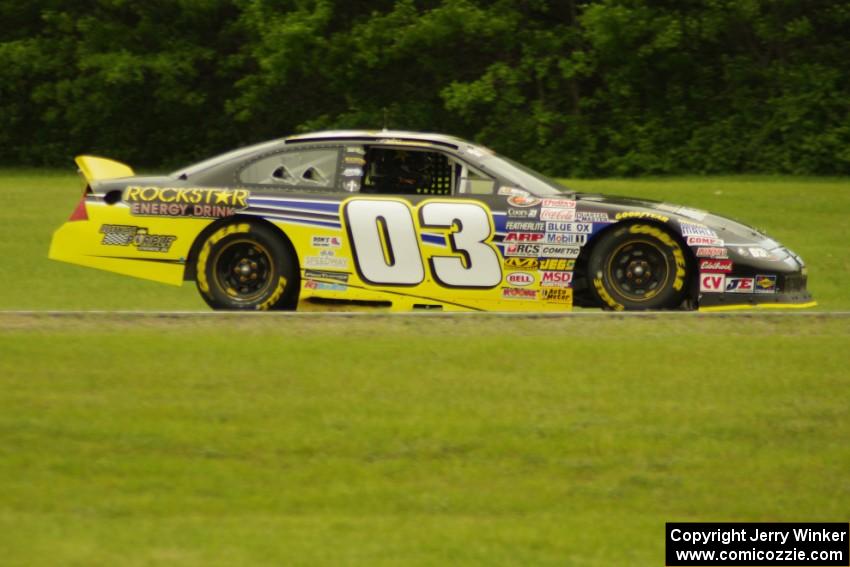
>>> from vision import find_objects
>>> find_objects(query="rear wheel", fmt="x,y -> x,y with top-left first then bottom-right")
588,223 -> 688,310
196,222 -> 299,310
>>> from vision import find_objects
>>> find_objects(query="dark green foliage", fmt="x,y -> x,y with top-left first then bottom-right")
1,0 -> 849,175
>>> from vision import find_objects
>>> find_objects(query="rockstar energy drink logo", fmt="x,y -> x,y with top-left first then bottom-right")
124,186 -> 250,218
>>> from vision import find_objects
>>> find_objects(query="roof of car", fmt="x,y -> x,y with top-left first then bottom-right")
285,130 -> 468,149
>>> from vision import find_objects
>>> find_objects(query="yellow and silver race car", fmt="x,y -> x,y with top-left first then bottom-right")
49,130 -> 814,311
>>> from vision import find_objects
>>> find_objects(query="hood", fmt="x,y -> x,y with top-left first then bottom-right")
576,192 -> 777,248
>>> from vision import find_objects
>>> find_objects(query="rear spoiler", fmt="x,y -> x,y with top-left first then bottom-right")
75,155 -> 134,182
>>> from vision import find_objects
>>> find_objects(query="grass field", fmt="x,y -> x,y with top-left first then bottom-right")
1,171 -> 849,565
0,171 -> 848,310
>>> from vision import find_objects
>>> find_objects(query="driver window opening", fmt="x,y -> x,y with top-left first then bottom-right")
360,148 -> 494,196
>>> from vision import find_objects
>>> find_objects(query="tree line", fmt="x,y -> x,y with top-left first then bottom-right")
2,0 -> 848,176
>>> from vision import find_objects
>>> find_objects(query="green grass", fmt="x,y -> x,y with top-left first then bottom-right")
1,314 -> 848,566
1,171 -> 849,565
1,170 -> 847,309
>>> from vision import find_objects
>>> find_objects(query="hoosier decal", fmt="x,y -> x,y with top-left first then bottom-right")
540,271 -> 573,288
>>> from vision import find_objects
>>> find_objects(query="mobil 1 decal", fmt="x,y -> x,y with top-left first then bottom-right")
342,198 -> 502,289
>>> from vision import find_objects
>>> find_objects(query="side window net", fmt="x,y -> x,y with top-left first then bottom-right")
362,149 -> 455,195
240,149 -> 338,188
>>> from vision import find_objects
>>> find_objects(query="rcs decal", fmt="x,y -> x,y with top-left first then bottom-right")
342,198 -> 502,288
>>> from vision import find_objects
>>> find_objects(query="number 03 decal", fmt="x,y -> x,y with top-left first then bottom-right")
343,199 -> 502,288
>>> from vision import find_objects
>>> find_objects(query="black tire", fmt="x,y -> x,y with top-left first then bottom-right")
195,222 -> 299,310
588,223 -> 688,311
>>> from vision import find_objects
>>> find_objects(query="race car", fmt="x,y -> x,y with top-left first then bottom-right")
49,130 -> 815,311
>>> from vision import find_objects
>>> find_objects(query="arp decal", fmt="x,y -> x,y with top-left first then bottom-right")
504,232 -> 545,242
125,186 -> 249,218
100,224 -> 176,253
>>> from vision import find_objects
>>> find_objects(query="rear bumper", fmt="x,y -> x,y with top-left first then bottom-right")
49,216 -> 187,286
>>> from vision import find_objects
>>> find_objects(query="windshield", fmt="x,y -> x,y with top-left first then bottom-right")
171,139 -> 283,178
477,152 -> 570,196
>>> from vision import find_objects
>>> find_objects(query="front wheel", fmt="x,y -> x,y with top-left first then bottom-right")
195,222 -> 299,310
588,223 -> 689,311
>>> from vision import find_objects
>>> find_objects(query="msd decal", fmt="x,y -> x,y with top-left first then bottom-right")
700,273 -> 725,293
540,271 -> 573,288
726,277 -> 754,293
